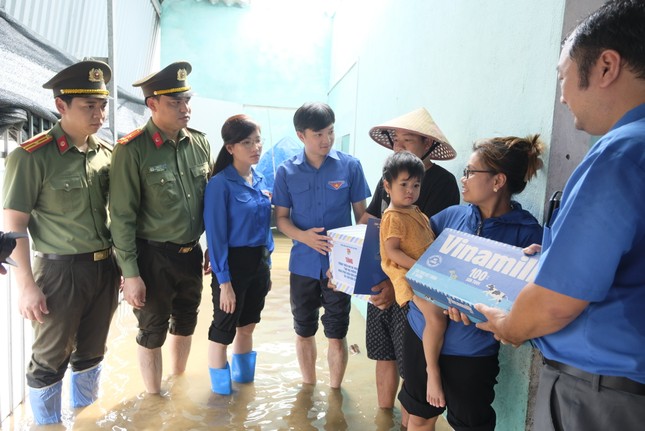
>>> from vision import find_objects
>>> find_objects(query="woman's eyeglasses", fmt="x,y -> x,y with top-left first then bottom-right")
463,168 -> 495,179
239,138 -> 264,148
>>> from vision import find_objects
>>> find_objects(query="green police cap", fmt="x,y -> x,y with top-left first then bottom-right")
42,60 -> 111,99
133,61 -> 193,99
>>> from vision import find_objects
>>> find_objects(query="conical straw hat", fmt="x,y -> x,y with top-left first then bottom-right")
369,108 -> 456,160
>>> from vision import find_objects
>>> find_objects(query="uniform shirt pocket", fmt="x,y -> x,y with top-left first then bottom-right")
289,181 -> 311,217
234,193 -> 253,204
145,170 -> 179,205
49,176 -> 84,212
325,179 -> 350,211
325,180 -> 349,191
190,162 -> 209,197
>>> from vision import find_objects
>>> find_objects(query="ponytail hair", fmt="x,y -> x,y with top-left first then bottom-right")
473,134 -> 545,195
212,114 -> 261,176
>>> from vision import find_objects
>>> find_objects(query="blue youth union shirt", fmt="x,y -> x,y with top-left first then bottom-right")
272,148 -> 370,279
204,164 -> 274,284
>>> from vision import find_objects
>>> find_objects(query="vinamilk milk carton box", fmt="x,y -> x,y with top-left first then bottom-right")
406,228 -> 539,322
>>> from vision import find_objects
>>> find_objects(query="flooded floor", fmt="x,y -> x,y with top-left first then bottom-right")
4,234 -> 451,430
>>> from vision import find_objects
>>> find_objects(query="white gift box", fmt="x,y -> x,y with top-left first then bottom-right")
328,218 -> 387,297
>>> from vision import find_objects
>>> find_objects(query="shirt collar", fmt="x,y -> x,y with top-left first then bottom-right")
145,118 -> 189,148
51,121 -> 99,154
610,103 -> 645,132
223,164 -> 263,185
293,148 -> 340,166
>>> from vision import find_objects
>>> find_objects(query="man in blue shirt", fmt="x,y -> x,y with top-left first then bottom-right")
273,102 -> 370,389
476,1 -> 645,429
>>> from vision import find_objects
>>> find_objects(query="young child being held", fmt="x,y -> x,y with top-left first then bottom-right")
379,151 -> 447,408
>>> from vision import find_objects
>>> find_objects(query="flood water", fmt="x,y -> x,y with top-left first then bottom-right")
5,234 -> 451,430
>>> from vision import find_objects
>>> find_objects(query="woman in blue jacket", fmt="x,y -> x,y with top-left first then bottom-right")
204,114 -> 274,395
400,135 -> 545,431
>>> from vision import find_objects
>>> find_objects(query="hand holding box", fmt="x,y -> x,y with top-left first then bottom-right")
328,218 -> 388,297
406,228 -> 540,322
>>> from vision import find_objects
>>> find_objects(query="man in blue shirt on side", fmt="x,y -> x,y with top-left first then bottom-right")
477,1 -> 645,430
273,102 -> 370,389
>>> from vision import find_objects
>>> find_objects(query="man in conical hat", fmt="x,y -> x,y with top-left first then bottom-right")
369,107 -> 456,161
360,107 -> 459,425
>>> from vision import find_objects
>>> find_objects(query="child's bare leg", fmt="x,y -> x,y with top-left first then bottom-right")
414,297 -> 448,408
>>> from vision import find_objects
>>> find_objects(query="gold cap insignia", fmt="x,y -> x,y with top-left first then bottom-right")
89,68 -> 104,83
177,68 -> 187,81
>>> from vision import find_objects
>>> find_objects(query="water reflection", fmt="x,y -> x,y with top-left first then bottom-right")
284,384 -> 316,430
324,389 -> 347,431
5,235 -> 451,430
374,408 -> 397,431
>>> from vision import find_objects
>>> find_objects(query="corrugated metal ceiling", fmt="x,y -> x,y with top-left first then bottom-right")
161,0 -> 250,6
1,0 -> 160,99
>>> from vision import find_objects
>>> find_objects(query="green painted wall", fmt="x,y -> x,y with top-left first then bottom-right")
159,0 -> 333,150
160,0 -> 331,107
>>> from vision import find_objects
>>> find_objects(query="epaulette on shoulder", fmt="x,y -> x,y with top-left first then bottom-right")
187,127 -> 206,136
117,128 -> 145,145
20,131 -> 53,153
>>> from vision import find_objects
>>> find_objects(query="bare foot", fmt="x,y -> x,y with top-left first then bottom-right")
426,368 -> 445,408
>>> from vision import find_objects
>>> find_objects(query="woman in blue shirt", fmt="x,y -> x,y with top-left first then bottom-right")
399,135 -> 545,431
204,114 -> 274,395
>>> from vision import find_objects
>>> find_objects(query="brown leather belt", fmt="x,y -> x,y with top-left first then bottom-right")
34,248 -> 112,262
139,239 -> 199,254
544,357 -> 645,396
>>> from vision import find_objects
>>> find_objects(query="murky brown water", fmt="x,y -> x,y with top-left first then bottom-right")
5,234 -> 451,430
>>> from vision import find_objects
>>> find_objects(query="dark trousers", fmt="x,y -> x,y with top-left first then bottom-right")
208,246 -> 271,345
534,363 -> 645,431
27,256 -> 119,387
398,318 -> 499,431
134,242 -> 203,349
289,273 -> 351,339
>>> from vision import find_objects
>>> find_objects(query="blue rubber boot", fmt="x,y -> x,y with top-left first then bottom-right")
71,364 -> 102,408
29,381 -> 62,425
231,351 -> 257,383
209,362 -> 232,395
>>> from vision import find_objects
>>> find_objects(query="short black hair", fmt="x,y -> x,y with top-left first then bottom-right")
567,0 -> 645,88
382,151 -> 425,184
293,102 -> 335,133
56,94 -> 75,105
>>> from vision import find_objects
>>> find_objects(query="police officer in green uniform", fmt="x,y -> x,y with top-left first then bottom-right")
3,60 -> 120,425
109,61 -> 212,394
